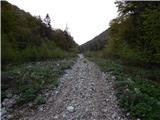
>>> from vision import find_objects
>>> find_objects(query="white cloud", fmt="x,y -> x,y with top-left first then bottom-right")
7,0 -> 118,45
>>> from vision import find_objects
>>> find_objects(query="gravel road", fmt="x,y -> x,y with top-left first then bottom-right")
13,54 -> 128,120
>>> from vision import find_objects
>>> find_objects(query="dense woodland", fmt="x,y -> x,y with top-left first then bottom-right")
82,1 -> 160,67
2,1 -> 78,66
105,1 -> 160,66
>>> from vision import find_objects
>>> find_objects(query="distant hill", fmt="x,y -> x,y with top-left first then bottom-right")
80,30 -> 108,52
1,1 -> 78,65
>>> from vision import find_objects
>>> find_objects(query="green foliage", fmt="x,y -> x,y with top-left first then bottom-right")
1,1 -> 78,65
104,1 -> 160,65
88,57 -> 160,120
2,58 -> 75,105
17,88 -> 37,105
35,96 -> 46,105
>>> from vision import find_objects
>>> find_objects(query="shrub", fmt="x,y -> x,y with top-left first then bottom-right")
35,96 -> 46,105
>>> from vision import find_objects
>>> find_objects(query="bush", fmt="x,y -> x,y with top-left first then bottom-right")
35,96 -> 46,105
17,88 -> 37,105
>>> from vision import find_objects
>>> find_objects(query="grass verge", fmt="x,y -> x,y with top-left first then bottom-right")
88,57 -> 160,120
2,57 -> 76,106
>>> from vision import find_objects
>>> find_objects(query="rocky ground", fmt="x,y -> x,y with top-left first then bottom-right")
2,54 -> 128,120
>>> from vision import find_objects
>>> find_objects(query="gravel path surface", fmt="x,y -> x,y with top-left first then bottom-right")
16,54 -> 128,120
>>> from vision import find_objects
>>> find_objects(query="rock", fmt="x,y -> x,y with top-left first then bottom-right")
101,108 -> 108,113
2,97 -> 16,108
28,103 -> 33,107
38,107 -> 44,111
67,106 -> 75,113
6,93 -> 13,98
126,112 -> 130,116
137,118 -> 141,120
112,112 -> 117,119
1,108 -> 7,116
117,116 -> 121,120
55,91 -> 59,94
7,114 -> 14,119
105,99 -> 109,102
111,76 -> 116,80
45,93 -> 49,97
62,113 -> 66,118
53,115 -> 58,119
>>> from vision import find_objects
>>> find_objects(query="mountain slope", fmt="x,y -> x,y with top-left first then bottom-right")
80,30 -> 108,52
1,1 -> 78,65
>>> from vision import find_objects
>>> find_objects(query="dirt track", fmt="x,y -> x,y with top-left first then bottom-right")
14,54 -> 128,120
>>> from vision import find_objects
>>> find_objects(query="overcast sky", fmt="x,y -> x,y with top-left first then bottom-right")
7,0 -> 118,45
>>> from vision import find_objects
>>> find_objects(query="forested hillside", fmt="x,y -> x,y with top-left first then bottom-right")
105,1 -> 160,66
84,1 -> 160,66
80,30 -> 108,52
2,1 -> 78,66
1,1 -> 79,117
83,1 -> 160,120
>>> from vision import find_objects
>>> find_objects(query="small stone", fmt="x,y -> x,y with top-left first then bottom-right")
38,107 -> 43,111
28,103 -> 33,107
63,113 -> 66,118
45,93 -> 49,97
53,115 -> 58,119
137,118 -> 141,120
55,91 -> 59,94
101,108 -> 108,113
105,99 -> 109,102
7,114 -> 14,119
2,98 -> 16,108
126,112 -> 130,116
67,106 -> 75,112
117,116 -> 121,120
112,112 -> 116,119
111,76 -> 116,80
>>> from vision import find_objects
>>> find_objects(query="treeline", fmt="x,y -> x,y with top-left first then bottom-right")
105,1 -> 160,66
83,1 -> 160,67
2,1 -> 78,65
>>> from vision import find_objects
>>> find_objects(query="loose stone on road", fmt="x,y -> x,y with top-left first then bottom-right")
18,54 -> 128,120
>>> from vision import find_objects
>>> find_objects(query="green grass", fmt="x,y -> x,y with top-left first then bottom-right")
88,57 -> 160,120
2,58 -> 76,105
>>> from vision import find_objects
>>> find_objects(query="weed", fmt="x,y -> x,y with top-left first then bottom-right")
88,57 -> 160,120
34,96 -> 46,105
2,58 -> 76,105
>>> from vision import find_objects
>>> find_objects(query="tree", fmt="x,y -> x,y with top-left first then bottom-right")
106,1 -> 160,65
44,14 -> 51,29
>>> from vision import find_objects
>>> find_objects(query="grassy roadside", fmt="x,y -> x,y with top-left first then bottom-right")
87,57 -> 160,120
2,57 -> 76,106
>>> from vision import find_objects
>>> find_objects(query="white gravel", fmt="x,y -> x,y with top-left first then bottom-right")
9,54 -> 128,120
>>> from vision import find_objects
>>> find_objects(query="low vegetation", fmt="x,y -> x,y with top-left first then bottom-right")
2,58 -> 76,105
82,2 -> 160,119
86,55 -> 160,120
